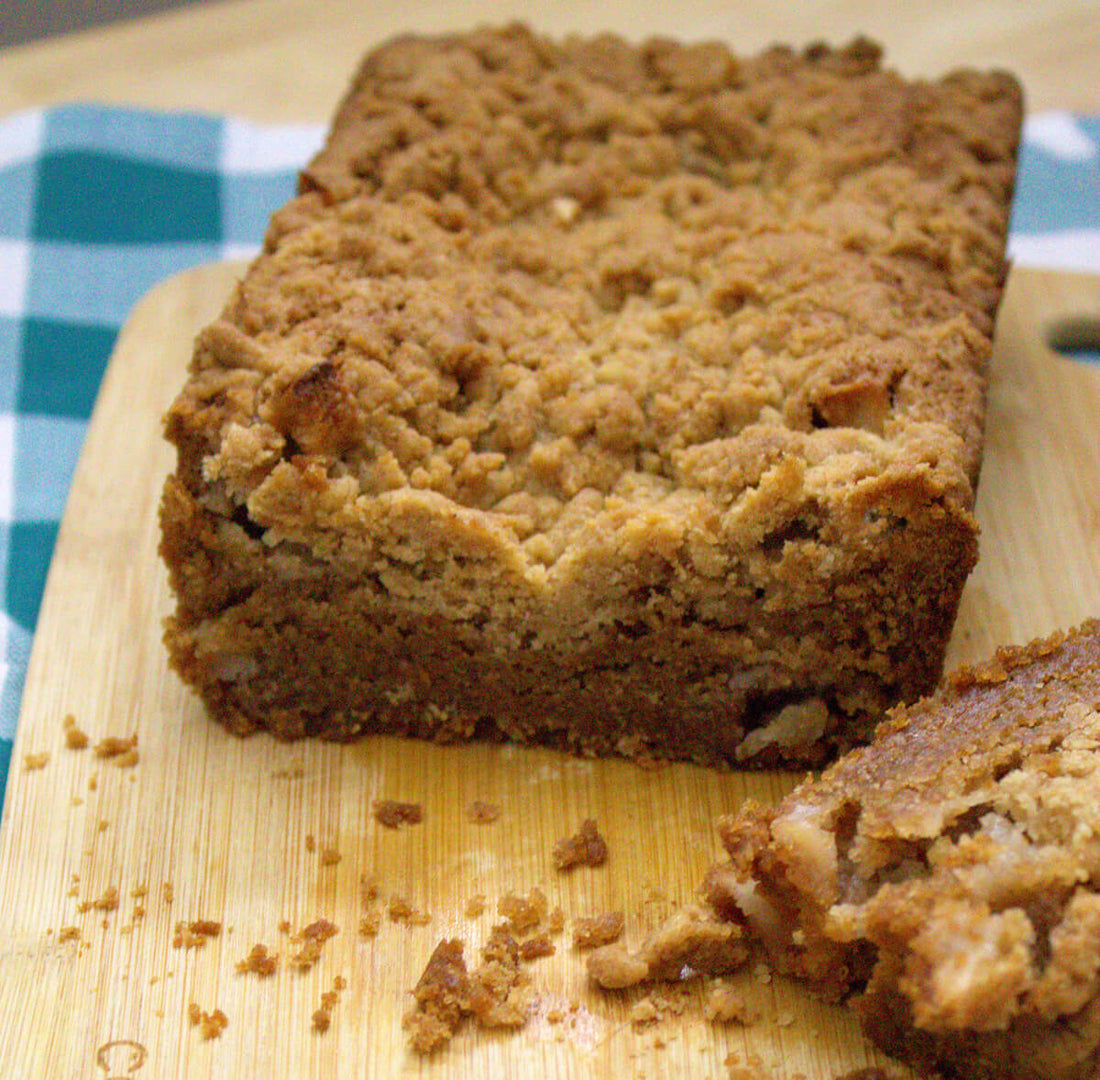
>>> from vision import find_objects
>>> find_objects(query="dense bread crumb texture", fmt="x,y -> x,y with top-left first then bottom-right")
705,620 -> 1100,1080
160,24 -> 1022,764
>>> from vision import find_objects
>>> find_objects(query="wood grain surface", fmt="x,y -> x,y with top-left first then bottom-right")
0,264 -> 1097,1079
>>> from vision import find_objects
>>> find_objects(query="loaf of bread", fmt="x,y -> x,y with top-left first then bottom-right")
706,619 -> 1100,1079
160,25 -> 1023,765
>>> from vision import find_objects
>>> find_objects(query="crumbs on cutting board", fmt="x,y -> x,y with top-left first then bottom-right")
63,713 -> 89,749
172,920 -> 221,949
236,943 -> 278,977
388,895 -> 431,926
466,800 -> 501,824
76,886 -> 119,914
289,919 -> 339,972
573,911 -> 625,950
312,975 -> 346,1033
93,734 -> 139,768
552,819 -> 609,870
372,799 -> 423,828
187,1003 -> 228,1040
43,780 -> 781,1065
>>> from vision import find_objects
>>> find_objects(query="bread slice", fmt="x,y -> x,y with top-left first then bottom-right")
160,25 -> 1022,765
705,620 -> 1100,1079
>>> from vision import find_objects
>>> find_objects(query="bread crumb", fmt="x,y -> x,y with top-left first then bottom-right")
552,819 -> 608,870
403,939 -> 468,1054
319,846 -> 341,866
573,911 -> 625,950
465,895 -> 487,919
499,888 -> 548,934
547,906 -> 566,934
273,765 -> 305,779
172,920 -> 221,949
359,910 -> 382,938
162,882 -> 174,905
290,919 -> 338,970
704,981 -> 756,1024
188,1004 -> 228,1040
404,927 -> 535,1054
388,896 -> 431,925
305,834 -> 316,853
22,752 -> 49,771
630,997 -> 660,1025
587,905 -> 748,989
360,874 -> 380,904
466,800 -> 501,824
58,926 -> 81,943
63,714 -> 89,750
519,933 -> 555,960
77,886 -> 119,914
372,799 -> 423,828
313,977 -> 345,1033
93,735 -> 139,767
236,943 -> 278,976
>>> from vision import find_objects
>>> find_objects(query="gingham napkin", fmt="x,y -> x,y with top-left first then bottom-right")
0,104 -> 1097,808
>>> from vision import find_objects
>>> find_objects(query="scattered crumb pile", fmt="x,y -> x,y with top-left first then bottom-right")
498,886 -> 565,960
403,927 -> 534,1053
552,819 -> 609,870
313,975 -> 347,1033
94,734 -> 139,768
76,886 -> 120,915
289,919 -> 339,971
172,919 -> 221,950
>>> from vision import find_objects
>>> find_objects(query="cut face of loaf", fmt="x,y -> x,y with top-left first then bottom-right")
705,620 -> 1100,1079
159,25 -> 1023,765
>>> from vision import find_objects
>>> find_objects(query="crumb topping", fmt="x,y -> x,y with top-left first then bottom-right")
169,27 -> 1019,583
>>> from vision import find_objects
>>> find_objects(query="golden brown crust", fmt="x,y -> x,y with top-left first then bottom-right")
707,619 -> 1100,1079
160,25 -> 1022,765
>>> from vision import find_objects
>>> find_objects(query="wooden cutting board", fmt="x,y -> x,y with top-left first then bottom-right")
0,264 -> 1097,1080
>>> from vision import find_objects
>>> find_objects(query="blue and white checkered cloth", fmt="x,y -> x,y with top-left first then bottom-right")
0,104 -> 1097,806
